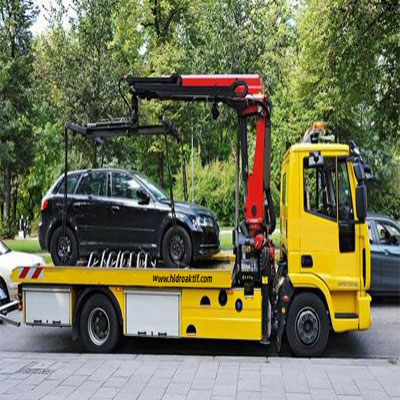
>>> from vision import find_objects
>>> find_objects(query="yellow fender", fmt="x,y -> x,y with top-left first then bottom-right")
288,273 -> 358,333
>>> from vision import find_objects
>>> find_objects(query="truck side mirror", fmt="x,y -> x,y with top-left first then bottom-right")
137,188 -> 150,205
355,183 -> 367,222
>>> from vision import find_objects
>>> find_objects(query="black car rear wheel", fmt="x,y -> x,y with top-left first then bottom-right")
162,226 -> 192,267
50,226 -> 79,266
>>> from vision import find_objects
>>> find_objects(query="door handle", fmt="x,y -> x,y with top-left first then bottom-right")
301,255 -> 313,268
111,205 -> 120,213
73,202 -> 82,209
384,249 -> 391,256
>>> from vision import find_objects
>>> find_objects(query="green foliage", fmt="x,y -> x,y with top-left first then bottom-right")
174,154 -> 236,226
0,0 -> 399,236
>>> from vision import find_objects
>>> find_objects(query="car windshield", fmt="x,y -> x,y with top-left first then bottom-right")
0,241 -> 10,255
135,173 -> 168,201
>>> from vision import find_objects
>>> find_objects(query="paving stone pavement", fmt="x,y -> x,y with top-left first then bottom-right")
0,352 -> 399,400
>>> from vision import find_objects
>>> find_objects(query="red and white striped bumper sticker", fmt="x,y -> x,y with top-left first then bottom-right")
18,266 -> 44,280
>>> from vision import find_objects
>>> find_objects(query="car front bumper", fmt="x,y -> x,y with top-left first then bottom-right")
192,228 -> 220,260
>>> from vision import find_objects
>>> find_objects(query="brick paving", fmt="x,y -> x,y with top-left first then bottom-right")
0,352 -> 399,399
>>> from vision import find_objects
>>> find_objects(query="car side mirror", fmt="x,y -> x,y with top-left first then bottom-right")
355,183 -> 367,223
137,188 -> 150,205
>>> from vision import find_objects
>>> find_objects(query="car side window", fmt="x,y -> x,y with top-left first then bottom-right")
56,174 -> 80,194
112,172 -> 139,200
367,221 -> 374,244
376,221 -> 400,246
76,172 -> 107,196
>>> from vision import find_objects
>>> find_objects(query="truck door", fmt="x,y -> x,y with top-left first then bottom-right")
300,156 -> 359,288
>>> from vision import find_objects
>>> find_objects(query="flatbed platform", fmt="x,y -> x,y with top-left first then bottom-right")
11,253 -> 236,289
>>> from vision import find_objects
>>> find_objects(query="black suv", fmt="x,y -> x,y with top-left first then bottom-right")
39,169 -> 220,266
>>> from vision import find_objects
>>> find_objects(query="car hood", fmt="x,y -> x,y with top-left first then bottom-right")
0,251 -> 44,274
161,200 -> 215,217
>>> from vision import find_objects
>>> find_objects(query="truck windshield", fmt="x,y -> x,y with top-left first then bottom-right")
136,173 -> 168,201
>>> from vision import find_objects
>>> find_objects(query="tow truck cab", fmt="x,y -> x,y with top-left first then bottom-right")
280,143 -> 371,334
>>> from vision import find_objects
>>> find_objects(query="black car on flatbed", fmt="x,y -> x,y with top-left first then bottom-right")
39,168 -> 220,266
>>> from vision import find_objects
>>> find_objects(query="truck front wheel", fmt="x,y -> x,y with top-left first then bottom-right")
80,294 -> 120,353
286,292 -> 329,357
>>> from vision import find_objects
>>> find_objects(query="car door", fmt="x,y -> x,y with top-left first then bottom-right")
376,220 -> 400,294
109,171 -> 157,252
74,171 -> 110,250
367,219 -> 382,292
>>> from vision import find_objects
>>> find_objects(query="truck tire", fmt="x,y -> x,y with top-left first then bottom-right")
79,293 -> 120,353
50,226 -> 79,266
162,225 -> 192,267
286,292 -> 329,357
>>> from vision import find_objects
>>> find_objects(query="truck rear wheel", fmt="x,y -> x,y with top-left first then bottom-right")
286,292 -> 329,357
80,293 -> 120,353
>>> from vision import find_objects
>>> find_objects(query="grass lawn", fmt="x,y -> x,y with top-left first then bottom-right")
220,221 -> 281,251
4,238 -> 42,253
4,238 -> 52,264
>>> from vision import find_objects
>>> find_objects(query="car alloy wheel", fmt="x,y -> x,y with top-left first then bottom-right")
170,234 -> 185,262
57,236 -> 71,262
88,307 -> 110,346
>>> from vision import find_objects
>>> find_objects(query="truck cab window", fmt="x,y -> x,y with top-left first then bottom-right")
281,173 -> 286,205
303,157 -> 337,220
337,161 -> 354,221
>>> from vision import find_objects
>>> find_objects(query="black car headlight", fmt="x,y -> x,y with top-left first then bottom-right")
196,216 -> 214,228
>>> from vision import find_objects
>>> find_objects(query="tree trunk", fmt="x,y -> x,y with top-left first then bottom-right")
12,179 -> 18,222
158,152 -> 164,188
93,142 -> 98,168
3,165 -> 11,221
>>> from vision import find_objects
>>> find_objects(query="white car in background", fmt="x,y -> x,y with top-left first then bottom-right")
0,240 -> 44,306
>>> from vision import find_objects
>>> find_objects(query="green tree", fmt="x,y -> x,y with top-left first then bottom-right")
0,0 -> 37,236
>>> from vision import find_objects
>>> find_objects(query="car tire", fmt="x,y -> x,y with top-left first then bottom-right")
286,292 -> 329,357
162,225 -> 192,267
50,226 -> 79,266
79,293 -> 120,353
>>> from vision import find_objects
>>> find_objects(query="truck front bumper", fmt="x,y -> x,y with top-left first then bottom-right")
358,292 -> 372,330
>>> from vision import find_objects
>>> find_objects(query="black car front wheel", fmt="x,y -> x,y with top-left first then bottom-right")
162,225 -> 192,267
50,226 -> 79,266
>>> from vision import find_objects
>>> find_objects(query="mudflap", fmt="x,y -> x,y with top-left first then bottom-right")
275,277 -> 294,353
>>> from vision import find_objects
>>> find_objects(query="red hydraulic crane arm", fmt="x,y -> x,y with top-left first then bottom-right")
124,73 -> 274,237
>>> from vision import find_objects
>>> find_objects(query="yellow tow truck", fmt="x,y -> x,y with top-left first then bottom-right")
7,75 -> 372,356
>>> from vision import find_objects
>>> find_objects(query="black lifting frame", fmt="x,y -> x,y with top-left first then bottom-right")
61,115 -> 188,239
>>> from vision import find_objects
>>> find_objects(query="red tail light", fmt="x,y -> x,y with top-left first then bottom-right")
41,198 -> 48,211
